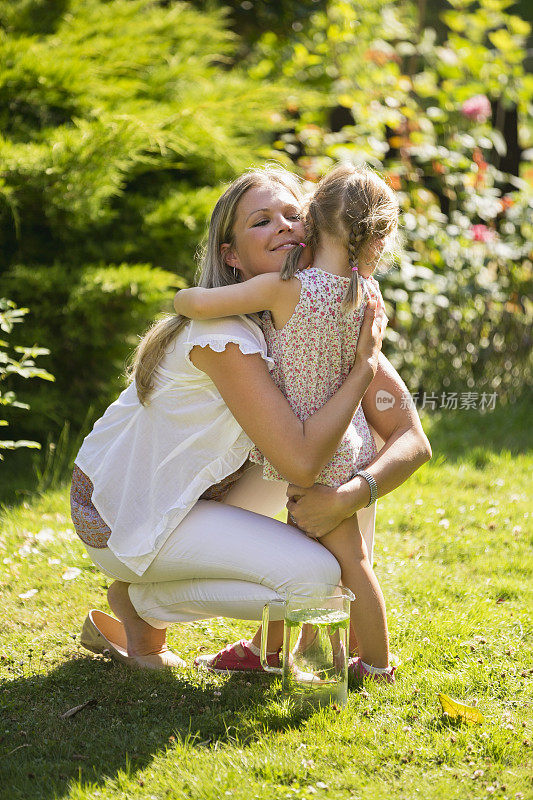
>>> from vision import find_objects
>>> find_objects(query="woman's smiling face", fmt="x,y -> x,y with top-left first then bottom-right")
222,184 -> 305,280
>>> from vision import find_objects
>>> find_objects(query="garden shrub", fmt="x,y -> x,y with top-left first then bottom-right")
246,0 -> 533,402
0,0 -> 287,444
1,0 -> 532,461
2,264 -> 182,438
0,298 -> 53,458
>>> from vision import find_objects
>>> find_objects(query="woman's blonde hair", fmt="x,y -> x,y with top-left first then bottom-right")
281,163 -> 400,311
129,166 -> 305,404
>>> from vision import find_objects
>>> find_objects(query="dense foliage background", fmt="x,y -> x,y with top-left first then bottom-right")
1,0 -> 531,482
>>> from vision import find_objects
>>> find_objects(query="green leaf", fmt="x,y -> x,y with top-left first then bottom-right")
489,28 -> 517,52
0,439 -> 41,450
442,11 -> 467,33
13,346 -> 51,357
507,15 -> 531,36
488,129 -> 507,157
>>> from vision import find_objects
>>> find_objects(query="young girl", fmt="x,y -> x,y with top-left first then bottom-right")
174,163 -> 399,682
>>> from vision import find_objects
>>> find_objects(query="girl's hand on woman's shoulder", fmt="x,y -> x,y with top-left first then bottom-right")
286,483 -> 355,538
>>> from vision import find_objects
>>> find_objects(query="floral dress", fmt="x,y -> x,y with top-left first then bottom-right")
249,267 -> 380,487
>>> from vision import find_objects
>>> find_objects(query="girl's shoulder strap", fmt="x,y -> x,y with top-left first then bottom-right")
294,266 -> 327,303
363,275 -> 382,302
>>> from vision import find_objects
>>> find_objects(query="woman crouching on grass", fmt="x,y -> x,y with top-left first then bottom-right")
176,163 -> 403,682
70,165 -> 431,676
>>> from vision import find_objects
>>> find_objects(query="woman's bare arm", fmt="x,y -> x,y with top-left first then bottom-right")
286,353 -> 432,536
356,351 -> 432,497
190,302 -> 385,488
191,345 -> 372,488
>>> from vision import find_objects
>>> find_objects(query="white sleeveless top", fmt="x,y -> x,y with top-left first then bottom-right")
75,316 -> 274,575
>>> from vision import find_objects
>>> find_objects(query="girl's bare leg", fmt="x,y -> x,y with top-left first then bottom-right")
349,624 -> 359,657
250,621 -> 284,652
320,516 -> 389,668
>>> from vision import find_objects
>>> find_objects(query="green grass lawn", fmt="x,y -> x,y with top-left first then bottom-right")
0,400 -> 531,800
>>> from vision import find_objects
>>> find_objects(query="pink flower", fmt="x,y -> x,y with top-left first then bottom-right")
471,224 -> 496,243
461,95 -> 492,124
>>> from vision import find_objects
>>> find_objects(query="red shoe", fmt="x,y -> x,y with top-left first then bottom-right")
194,639 -> 280,674
348,657 -> 396,685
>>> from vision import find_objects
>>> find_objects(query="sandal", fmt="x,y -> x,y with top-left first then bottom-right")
80,609 -> 186,670
80,609 -> 133,665
194,639 -> 280,674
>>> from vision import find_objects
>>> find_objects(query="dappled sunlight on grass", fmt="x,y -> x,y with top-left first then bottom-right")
0,405 -> 531,799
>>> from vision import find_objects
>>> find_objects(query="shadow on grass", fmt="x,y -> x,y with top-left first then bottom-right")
0,654 -> 314,800
422,393 -> 532,464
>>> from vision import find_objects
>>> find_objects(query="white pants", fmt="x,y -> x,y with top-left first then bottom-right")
86,464 -> 376,628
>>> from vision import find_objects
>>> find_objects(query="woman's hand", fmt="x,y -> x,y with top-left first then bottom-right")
353,297 -> 388,380
286,482 -> 357,539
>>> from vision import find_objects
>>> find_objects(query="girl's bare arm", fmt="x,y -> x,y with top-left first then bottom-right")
174,273 -> 300,323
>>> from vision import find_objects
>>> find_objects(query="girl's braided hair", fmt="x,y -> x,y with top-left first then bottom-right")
281,163 -> 400,311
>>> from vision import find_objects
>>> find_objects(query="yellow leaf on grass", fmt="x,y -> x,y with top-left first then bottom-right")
439,693 -> 484,725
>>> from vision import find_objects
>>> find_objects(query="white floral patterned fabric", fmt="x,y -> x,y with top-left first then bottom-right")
249,267 -> 380,487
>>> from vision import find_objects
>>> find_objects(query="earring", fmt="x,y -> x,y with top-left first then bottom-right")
224,261 -> 238,280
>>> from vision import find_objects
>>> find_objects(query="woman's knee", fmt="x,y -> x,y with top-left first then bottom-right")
281,544 -> 341,596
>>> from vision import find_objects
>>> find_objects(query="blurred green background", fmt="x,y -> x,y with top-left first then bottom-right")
1,0 -> 531,499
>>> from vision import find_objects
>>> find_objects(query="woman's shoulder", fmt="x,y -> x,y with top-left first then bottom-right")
165,315 -> 272,373
185,314 -> 263,338
182,315 -> 266,351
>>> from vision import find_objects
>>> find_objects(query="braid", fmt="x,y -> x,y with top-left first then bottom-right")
342,225 -> 363,312
306,210 -> 320,259
351,218 -> 370,243
347,226 -> 359,272
279,241 -> 303,280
